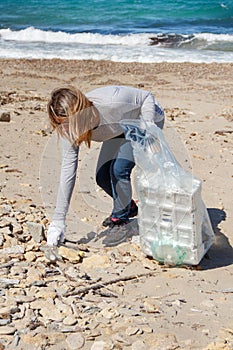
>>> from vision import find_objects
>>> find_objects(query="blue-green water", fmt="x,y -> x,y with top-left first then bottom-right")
0,0 -> 233,62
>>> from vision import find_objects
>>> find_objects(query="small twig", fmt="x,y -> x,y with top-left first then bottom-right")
214,130 -> 233,135
93,289 -> 118,298
63,271 -> 158,297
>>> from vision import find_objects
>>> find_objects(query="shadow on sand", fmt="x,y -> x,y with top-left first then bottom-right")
200,208 -> 233,270
65,208 -> 233,270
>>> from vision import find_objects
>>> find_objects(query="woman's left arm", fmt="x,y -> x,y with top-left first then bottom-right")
47,138 -> 79,246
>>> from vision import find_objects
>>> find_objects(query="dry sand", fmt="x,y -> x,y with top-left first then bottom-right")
0,59 -> 233,349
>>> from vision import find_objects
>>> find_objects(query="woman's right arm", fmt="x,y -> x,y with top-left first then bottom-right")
47,138 -> 79,246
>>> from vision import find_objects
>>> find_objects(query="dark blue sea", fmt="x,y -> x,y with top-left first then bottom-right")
0,0 -> 233,62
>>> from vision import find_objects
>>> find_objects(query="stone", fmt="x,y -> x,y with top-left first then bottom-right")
0,204 -> 12,214
11,219 -> 23,234
0,278 -> 20,287
26,221 -> 45,243
132,340 -> 147,350
39,306 -> 63,322
0,305 -> 19,318
1,245 -> 25,255
0,112 -> 10,122
143,299 -> 161,314
0,325 -> 16,335
125,326 -> 140,336
20,332 -> 48,347
63,315 -> 77,326
91,341 -> 108,350
82,254 -> 110,269
58,246 -> 82,263
36,287 -> 57,300
55,299 -> 72,316
24,251 -> 37,262
0,217 -> 12,228
0,233 -> 4,246
100,308 -> 120,319
0,319 -> 10,326
66,332 -> 85,349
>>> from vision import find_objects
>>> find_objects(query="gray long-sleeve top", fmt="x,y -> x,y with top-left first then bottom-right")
52,86 -> 164,221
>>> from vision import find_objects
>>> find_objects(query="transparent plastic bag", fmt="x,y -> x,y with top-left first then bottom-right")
121,120 -> 215,266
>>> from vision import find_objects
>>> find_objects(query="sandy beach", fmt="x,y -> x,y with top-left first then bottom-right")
0,59 -> 233,349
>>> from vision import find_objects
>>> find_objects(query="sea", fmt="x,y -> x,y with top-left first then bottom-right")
0,0 -> 233,63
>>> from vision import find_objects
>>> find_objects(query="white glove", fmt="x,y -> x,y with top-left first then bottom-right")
46,221 -> 66,246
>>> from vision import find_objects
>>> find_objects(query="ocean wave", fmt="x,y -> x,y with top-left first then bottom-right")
0,27 -> 233,62
1,27 -> 233,51
0,27 -> 150,46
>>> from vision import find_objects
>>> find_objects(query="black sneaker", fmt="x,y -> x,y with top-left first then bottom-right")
102,221 -> 131,247
102,200 -> 138,227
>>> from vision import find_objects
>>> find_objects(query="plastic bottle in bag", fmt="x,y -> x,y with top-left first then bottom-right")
121,120 -> 215,266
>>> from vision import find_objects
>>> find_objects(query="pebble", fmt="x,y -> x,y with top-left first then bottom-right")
58,245 -> 82,263
0,233 -> 4,246
125,326 -> 140,336
1,245 -> 25,255
66,332 -> 85,349
0,112 -> 10,122
132,340 -> 147,350
26,221 -> 45,243
91,341 -> 107,350
0,325 -> 16,335
63,315 -> 77,326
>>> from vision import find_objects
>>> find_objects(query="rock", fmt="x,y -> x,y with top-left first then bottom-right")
66,332 -> 85,349
125,326 -> 140,336
36,287 -> 57,300
0,112 -> 10,122
1,245 -> 25,255
65,266 -> 80,280
39,305 -> 63,322
55,299 -> 72,316
148,333 -> 179,350
0,278 -> 20,287
11,218 -> 23,234
24,251 -> 37,262
0,319 -> 10,326
132,340 -> 147,350
63,315 -> 77,326
100,307 -> 120,319
0,305 -> 19,318
140,324 -> 153,333
58,246 -> 82,263
0,204 -> 12,214
26,221 -> 45,243
91,341 -> 108,350
20,332 -> 48,347
143,298 -> 161,314
0,217 -> 12,228
0,325 -> 16,335
0,233 -> 4,246
82,254 -> 110,269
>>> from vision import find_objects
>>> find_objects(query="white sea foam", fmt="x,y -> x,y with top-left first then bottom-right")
0,27 -> 233,62
0,27 -> 150,46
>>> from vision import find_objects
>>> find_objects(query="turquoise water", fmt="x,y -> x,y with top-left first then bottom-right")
0,0 -> 233,62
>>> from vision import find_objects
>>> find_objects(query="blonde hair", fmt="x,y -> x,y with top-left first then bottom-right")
47,86 -> 98,147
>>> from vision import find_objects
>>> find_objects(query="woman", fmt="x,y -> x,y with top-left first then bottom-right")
46,85 -> 164,247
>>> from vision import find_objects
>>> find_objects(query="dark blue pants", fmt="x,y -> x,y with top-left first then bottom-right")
96,135 -> 135,220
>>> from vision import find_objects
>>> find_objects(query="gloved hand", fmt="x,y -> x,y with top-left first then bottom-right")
46,220 -> 66,246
